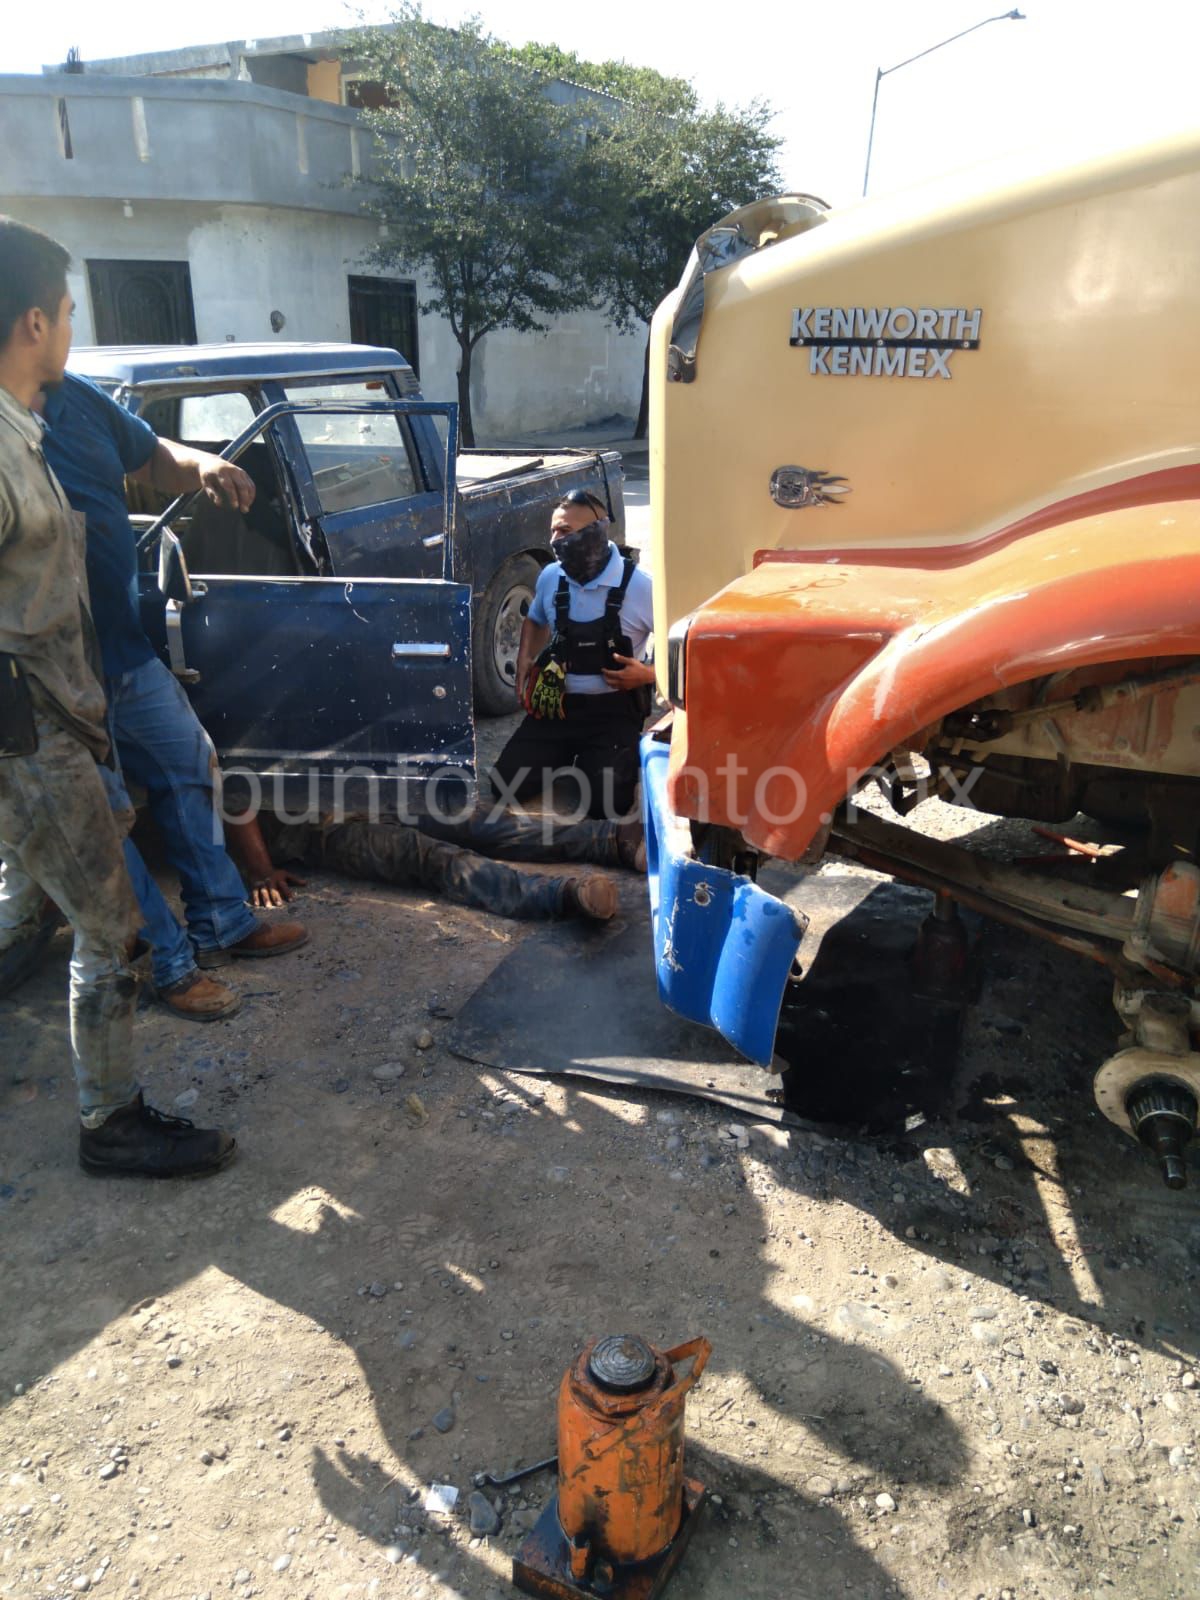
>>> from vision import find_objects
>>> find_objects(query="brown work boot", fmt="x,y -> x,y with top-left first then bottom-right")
564,874 -> 619,923
195,921 -> 309,968
158,969 -> 241,1022
614,819 -> 647,873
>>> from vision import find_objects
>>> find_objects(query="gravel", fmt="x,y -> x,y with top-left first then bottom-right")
468,1490 -> 501,1536
372,1063 -> 407,1083
4,785 -> 1195,1600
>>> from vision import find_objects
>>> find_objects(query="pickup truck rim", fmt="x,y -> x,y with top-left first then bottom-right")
492,581 -> 534,686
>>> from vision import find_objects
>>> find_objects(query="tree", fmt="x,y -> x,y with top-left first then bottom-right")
578,94 -> 783,437
350,7 -> 592,445
506,41 -> 696,116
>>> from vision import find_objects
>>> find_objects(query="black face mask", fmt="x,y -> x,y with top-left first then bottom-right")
553,519 -> 610,584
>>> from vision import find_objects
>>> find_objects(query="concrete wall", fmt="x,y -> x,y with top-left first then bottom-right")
3,194 -> 644,439
0,73 -> 377,214
0,72 -> 643,437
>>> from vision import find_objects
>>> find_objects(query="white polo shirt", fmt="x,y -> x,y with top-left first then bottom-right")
528,543 -> 654,694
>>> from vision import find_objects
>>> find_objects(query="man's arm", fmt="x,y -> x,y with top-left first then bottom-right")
601,653 -> 656,689
603,566 -> 656,689
224,808 -> 307,908
130,439 -> 255,513
515,617 -> 551,703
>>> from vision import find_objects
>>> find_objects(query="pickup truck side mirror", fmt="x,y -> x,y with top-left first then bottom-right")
158,527 -> 194,605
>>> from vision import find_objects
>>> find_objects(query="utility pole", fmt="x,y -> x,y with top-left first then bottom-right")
862,9 -> 1025,197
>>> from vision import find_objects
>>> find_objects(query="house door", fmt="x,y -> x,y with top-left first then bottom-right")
87,259 -> 198,345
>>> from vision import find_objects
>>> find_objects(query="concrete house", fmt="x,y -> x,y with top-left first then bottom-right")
0,31 -> 644,437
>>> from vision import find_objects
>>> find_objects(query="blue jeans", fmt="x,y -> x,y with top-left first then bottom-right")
97,761 -> 197,991
108,657 -> 257,970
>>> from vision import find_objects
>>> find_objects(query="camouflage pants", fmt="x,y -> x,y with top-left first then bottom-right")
0,714 -> 141,1123
413,802 -> 623,867
268,807 -> 619,920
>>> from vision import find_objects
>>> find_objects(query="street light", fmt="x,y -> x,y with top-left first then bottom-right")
862,9 -> 1025,196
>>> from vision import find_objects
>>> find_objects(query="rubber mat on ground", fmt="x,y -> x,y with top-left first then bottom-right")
446,865 -> 957,1125
446,891 -> 795,1123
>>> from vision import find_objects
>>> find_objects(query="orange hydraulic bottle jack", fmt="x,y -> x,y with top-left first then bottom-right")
513,1332 -> 710,1600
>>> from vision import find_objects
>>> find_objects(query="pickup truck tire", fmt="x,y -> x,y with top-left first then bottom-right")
473,554 -> 544,716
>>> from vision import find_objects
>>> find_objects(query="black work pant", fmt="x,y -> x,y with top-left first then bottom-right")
490,691 -> 644,820
414,801 -> 623,866
269,818 -> 574,921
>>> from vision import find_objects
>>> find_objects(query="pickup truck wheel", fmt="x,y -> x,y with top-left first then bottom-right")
473,554 -> 543,716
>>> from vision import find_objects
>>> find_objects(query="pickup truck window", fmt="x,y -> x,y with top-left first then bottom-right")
284,380 -> 422,515
132,391 -> 297,578
179,391 -> 256,446
140,390 -> 256,452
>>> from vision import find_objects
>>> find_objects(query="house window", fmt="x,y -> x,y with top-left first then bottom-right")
341,75 -> 393,110
348,275 -> 419,375
87,260 -> 197,345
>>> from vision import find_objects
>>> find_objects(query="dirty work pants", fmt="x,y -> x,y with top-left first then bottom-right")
0,714 -> 141,1124
0,658 -> 252,988
107,657 -> 257,962
414,801 -> 625,866
490,691 -> 644,820
271,819 -> 575,921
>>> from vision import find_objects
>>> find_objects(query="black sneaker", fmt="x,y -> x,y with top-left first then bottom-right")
0,901 -> 66,998
79,1093 -> 237,1179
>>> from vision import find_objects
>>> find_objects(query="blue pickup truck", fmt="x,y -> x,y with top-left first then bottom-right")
70,342 -> 624,809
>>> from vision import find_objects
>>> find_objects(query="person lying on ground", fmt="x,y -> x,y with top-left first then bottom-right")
224,803 -> 648,923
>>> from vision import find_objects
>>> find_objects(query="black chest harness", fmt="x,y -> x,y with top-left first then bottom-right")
551,556 -> 637,676
524,556 -> 649,721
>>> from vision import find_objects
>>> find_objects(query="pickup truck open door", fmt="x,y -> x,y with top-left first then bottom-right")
140,399 -> 474,815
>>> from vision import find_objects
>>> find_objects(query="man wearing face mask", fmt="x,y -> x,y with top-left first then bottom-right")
491,489 -> 655,820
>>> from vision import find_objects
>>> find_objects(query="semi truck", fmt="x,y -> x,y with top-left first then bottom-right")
640,128 -> 1200,1189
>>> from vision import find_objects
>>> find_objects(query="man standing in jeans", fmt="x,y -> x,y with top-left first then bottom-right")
8,363 -> 309,1018
0,216 -> 234,1174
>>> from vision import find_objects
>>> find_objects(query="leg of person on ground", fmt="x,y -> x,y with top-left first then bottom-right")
0,716 -> 235,1175
301,817 -> 618,922
414,799 -> 644,870
108,657 -> 306,966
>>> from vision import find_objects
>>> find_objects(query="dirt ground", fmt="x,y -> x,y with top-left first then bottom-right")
3,727 -> 1200,1600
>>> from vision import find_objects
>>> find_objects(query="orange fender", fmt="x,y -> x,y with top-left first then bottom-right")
668,499 -> 1200,859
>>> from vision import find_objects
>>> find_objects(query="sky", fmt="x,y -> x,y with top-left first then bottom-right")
4,0 -> 1199,205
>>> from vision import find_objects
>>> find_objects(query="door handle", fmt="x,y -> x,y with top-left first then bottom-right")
165,598 -> 202,685
392,642 -> 451,660
422,533 -> 445,549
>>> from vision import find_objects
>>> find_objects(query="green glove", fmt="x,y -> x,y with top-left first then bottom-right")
527,658 -> 567,720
